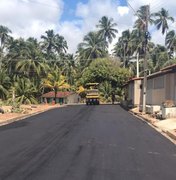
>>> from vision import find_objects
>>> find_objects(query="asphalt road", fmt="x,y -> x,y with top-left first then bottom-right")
0,105 -> 176,180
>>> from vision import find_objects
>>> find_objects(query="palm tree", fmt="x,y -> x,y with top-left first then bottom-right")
15,38 -> 49,77
41,30 -> 56,55
152,8 -> 174,35
77,31 -> 107,67
165,30 -> 176,58
0,70 -> 11,100
99,81 -> 113,102
41,30 -> 68,56
60,54 -> 76,85
55,34 -> 68,54
41,69 -> 70,104
96,16 -> 118,44
0,25 -> 12,50
9,77 -> 38,104
134,5 -> 153,31
121,30 -> 132,67
0,25 -> 12,69
149,44 -> 169,73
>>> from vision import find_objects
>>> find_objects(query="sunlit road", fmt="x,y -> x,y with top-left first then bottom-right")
0,105 -> 176,180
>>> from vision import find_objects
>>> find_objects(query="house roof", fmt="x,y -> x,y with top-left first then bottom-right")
122,77 -> 143,87
147,64 -> 176,79
161,64 -> 176,71
123,64 -> 176,86
128,77 -> 143,81
42,91 -> 74,98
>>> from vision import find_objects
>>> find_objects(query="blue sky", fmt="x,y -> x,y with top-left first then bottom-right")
0,0 -> 176,53
61,0 -> 88,21
61,0 -> 128,22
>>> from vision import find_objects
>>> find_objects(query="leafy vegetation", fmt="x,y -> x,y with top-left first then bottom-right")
0,6 -> 175,104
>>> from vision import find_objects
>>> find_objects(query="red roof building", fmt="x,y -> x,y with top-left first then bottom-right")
41,91 -> 80,104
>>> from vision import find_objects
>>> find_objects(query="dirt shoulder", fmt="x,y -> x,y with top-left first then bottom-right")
0,104 -> 62,126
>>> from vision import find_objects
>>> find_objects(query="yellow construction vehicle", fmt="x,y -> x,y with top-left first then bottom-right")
85,83 -> 100,105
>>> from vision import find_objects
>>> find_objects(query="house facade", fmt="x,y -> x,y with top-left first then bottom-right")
41,91 -> 80,104
146,65 -> 176,105
123,77 -> 143,107
123,64 -> 176,106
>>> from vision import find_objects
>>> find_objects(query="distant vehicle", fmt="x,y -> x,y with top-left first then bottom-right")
85,83 -> 100,105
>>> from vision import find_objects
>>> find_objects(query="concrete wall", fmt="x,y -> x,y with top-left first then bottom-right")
134,80 -> 142,106
126,80 -> 142,106
146,75 -> 165,105
67,93 -> 80,104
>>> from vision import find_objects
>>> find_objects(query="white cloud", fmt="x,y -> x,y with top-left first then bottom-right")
58,21 -> 84,53
0,0 -> 63,38
117,6 -> 129,16
0,0 -> 176,54
151,30 -> 165,45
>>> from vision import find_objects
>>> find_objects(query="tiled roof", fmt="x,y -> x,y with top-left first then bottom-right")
42,91 -> 73,98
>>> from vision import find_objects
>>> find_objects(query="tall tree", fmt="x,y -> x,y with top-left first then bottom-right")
96,16 -> 118,44
0,25 -> 12,51
15,38 -> 48,78
77,31 -> 107,67
134,5 -> 153,31
152,8 -> 174,35
0,70 -> 11,100
60,54 -> 76,85
0,25 -> 12,69
165,30 -> 176,58
120,30 -> 132,67
41,69 -> 70,104
41,30 -> 68,56
10,77 -> 38,104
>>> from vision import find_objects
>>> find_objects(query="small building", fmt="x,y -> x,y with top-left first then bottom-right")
124,64 -> 176,116
41,91 -> 80,104
147,64 -> 176,105
144,64 -> 176,115
123,77 -> 143,107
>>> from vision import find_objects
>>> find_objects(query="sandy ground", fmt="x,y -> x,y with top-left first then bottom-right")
0,104 -> 60,124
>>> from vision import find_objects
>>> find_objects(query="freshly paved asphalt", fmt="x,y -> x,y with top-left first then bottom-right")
0,105 -> 176,180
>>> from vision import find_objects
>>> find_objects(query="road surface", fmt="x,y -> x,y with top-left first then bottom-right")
0,105 -> 176,180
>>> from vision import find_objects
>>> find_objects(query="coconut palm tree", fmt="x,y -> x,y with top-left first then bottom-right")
0,25 -> 12,69
99,81 -> 113,102
9,77 -> 38,104
0,25 -> 12,50
41,69 -> 70,104
60,54 -> 76,85
151,8 -> 174,35
96,16 -> 118,44
121,30 -> 133,67
77,31 -> 107,67
165,30 -> 176,58
0,70 -> 11,100
134,5 -> 153,31
15,38 -> 49,77
149,44 -> 169,73
55,34 -> 68,54
41,30 -> 68,56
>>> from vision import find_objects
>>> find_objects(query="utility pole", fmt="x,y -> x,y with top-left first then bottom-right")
123,42 -> 126,68
136,53 -> 139,78
142,5 -> 150,113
